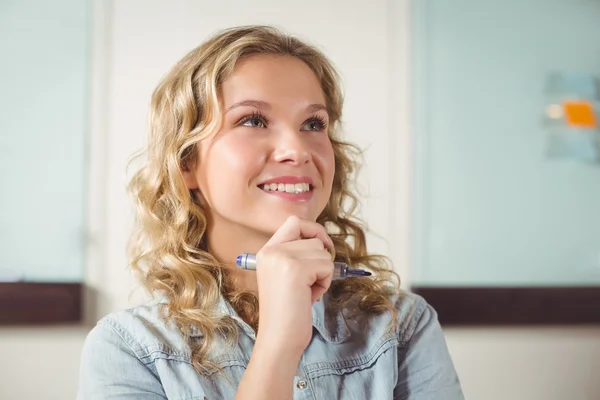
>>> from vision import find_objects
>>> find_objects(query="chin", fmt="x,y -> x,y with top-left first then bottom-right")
256,210 -> 319,233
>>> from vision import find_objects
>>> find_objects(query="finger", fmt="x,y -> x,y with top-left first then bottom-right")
311,286 -> 328,304
284,239 -> 335,261
288,248 -> 332,261
256,240 -> 329,268
306,259 -> 335,293
282,238 -> 325,251
266,216 -> 333,249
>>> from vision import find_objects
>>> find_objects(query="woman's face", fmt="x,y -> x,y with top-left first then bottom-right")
184,54 -> 335,239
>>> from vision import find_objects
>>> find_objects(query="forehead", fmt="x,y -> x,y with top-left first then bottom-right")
220,54 -> 326,106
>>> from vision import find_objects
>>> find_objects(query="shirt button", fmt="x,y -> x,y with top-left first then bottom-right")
296,380 -> 308,390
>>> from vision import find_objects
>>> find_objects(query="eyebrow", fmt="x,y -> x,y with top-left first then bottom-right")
226,100 -> 270,113
225,100 -> 328,114
306,103 -> 327,113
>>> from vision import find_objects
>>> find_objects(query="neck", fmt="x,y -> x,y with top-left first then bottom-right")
206,217 -> 271,294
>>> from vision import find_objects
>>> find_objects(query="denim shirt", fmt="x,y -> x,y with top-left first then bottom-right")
77,291 -> 463,399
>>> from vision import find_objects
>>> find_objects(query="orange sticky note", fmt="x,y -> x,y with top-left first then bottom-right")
563,100 -> 597,128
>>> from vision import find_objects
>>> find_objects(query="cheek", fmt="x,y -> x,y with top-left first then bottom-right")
317,140 -> 336,183
202,139 -> 262,191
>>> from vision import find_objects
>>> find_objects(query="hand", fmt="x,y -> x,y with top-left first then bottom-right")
254,215 -> 335,359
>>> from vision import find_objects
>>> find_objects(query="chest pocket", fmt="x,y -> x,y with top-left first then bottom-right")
196,355 -> 249,399
300,335 -> 400,400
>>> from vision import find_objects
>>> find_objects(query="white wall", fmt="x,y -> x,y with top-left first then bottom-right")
1,1 -> 599,399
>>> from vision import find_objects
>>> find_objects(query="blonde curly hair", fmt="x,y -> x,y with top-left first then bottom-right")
127,25 -> 401,373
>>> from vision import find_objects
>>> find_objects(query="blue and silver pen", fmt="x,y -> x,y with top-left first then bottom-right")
236,253 -> 372,280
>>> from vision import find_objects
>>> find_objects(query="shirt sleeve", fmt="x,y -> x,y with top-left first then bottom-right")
394,301 -> 465,400
77,320 -> 168,400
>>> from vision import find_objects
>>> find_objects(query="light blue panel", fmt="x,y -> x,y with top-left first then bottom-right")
412,1 -> 600,286
0,0 -> 89,282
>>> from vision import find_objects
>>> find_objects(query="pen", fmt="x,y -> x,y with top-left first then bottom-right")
235,253 -> 372,280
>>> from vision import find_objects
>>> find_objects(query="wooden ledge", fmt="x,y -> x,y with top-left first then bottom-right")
0,282 -> 83,325
412,286 -> 600,325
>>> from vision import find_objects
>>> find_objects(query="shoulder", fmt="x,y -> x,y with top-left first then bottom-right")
337,289 -> 448,360
390,292 -> 465,397
321,290 -> 435,354
77,302 -> 192,399
347,289 -> 433,342
83,300 -> 193,365
391,290 -> 436,343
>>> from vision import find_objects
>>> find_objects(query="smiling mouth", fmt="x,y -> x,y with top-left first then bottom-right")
258,182 -> 313,194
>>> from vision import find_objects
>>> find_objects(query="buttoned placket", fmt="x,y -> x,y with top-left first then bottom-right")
293,374 -> 313,399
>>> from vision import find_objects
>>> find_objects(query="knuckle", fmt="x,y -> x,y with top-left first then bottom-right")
307,238 -> 324,248
258,246 -> 285,263
287,215 -> 301,226
321,249 -> 333,259
257,246 -> 272,258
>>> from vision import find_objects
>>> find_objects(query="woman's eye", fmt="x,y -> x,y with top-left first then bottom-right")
241,117 -> 266,128
301,118 -> 327,132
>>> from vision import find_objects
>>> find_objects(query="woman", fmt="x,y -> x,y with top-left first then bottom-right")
78,25 -> 463,399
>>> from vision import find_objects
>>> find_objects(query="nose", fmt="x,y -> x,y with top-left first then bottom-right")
271,128 -> 311,165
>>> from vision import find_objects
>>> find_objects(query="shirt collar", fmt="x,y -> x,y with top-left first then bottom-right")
188,294 -> 351,344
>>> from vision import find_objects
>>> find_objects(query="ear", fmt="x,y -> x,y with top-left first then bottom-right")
181,164 -> 199,190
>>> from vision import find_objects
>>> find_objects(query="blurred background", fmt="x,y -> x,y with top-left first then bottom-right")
1,0 -> 599,399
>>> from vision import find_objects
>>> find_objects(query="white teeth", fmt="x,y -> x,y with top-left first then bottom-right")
261,182 -> 312,193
